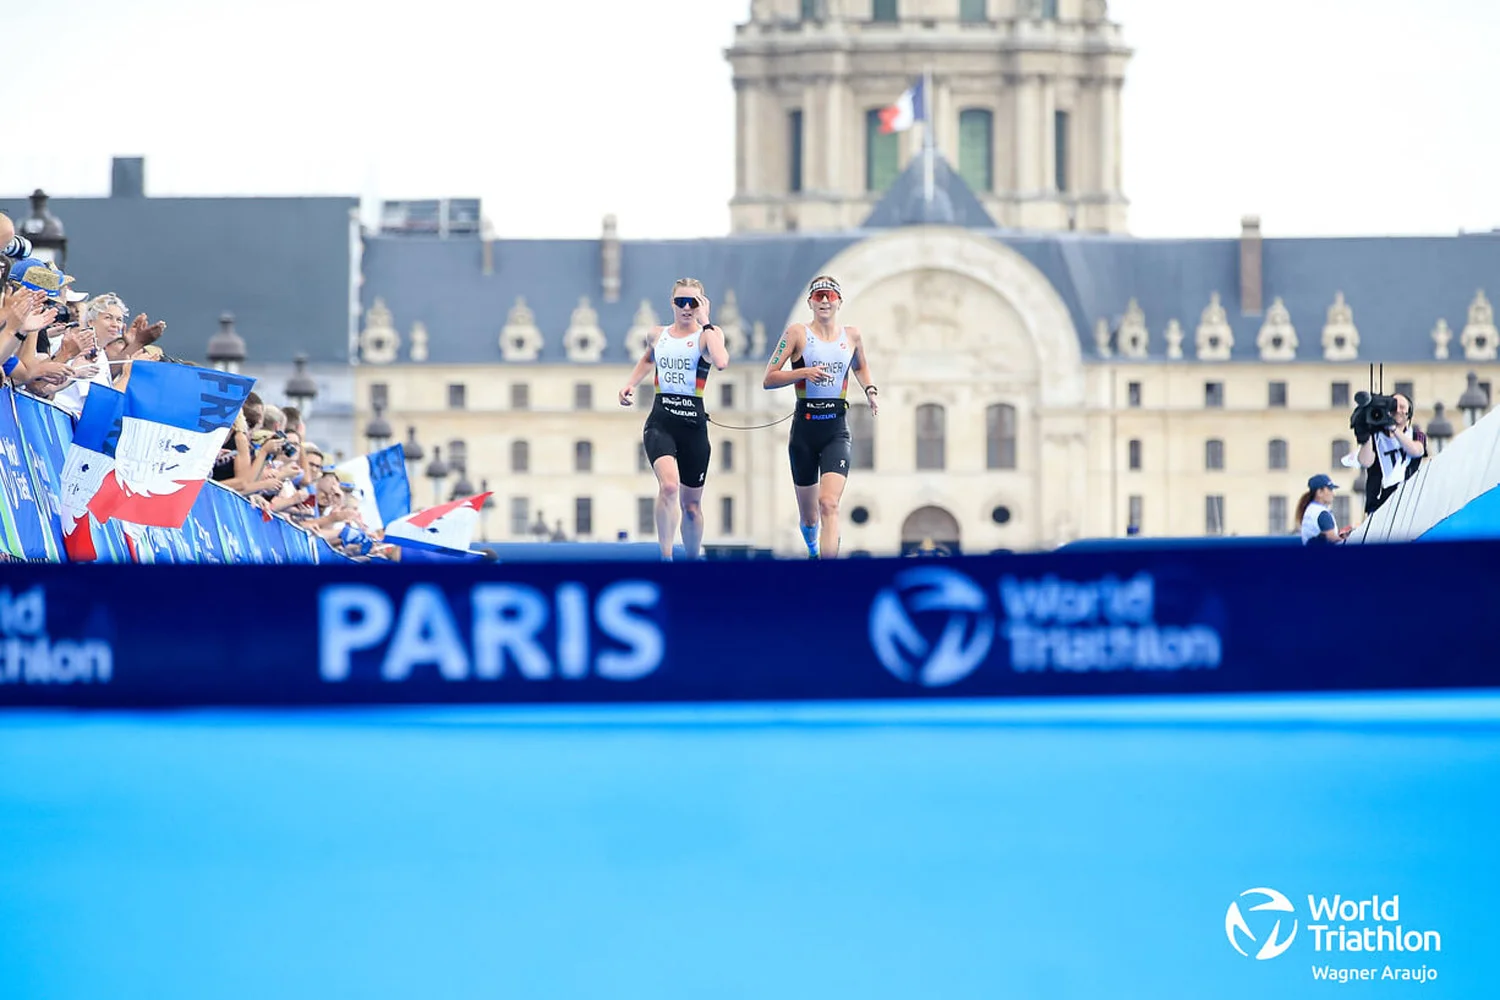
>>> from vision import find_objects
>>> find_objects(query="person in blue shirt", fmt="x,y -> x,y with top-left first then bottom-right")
1297,473 -> 1352,545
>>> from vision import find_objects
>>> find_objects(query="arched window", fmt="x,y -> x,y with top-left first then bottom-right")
1268,439 -> 1288,470
959,109 -> 994,193
916,403 -> 946,470
1205,439 -> 1225,471
865,109 -> 900,192
511,440 -> 529,474
574,440 -> 593,473
985,403 -> 1016,469
849,405 -> 875,470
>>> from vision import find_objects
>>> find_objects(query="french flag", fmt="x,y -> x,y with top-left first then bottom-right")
57,384 -> 125,562
384,492 -> 493,563
878,77 -> 928,134
88,361 -> 257,530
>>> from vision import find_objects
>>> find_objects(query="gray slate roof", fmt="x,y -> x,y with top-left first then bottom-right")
363,223 -> 1500,366
363,149 -> 1500,367
0,195 -> 358,364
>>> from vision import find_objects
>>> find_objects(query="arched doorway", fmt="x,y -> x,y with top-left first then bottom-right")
901,505 -> 961,556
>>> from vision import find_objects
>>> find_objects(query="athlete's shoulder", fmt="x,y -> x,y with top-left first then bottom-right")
844,324 -> 864,339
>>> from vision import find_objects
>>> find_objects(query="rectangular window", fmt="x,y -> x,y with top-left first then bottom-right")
721,496 -> 735,536
1331,381 -> 1350,408
788,110 -> 804,193
575,440 -> 593,473
1331,440 -> 1350,469
959,0 -> 986,21
1205,439 -> 1225,471
509,497 -> 529,537
850,406 -> 875,469
872,0 -> 897,21
720,383 -> 735,409
1127,495 -> 1143,534
1128,439 -> 1142,471
575,497 -> 592,537
1205,382 -> 1224,408
1127,381 -> 1142,408
573,382 -> 593,410
1333,495 -> 1351,526
1205,495 -> 1225,536
721,439 -> 735,472
985,404 -> 1016,470
1053,110 -> 1070,193
958,109 -> 994,193
1268,381 -> 1287,408
447,383 -> 466,410
370,383 -> 389,410
865,109 -> 900,192
637,497 -> 655,538
1268,496 -> 1288,535
1268,439 -> 1288,470
510,383 -> 530,410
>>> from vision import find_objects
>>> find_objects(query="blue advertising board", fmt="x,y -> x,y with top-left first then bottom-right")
3,538 -> 1498,708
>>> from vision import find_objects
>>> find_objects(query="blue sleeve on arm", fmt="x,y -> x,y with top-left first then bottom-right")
1318,511 -> 1335,532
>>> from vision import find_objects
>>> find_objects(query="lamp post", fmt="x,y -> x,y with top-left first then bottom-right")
425,446 -> 449,507
1427,401 -> 1455,454
284,353 -> 318,415
479,479 -> 495,541
401,426 -> 424,483
206,313 -> 247,374
363,402 -> 393,452
1457,371 -> 1488,428
449,459 -> 475,502
20,189 -> 66,269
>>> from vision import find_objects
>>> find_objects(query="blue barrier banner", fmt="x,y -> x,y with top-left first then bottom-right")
0,386 -> 349,567
3,539 -> 1499,708
11,390 -> 72,562
0,389 -> 57,561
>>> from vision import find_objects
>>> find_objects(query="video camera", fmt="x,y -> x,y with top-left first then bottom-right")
1351,391 -> 1400,444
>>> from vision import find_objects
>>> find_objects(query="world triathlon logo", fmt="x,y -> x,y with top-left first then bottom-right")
867,568 -> 994,686
1225,887 -> 1299,960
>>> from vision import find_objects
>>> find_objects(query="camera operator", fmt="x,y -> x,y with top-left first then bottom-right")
1356,392 -> 1425,515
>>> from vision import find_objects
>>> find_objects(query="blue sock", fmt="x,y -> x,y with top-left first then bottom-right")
800,523 -> 820,555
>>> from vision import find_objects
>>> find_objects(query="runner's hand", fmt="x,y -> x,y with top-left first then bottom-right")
801,364 -> 829,383
618,385 -> 635,406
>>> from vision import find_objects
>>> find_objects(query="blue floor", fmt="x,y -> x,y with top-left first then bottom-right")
2,694 -> 1496,999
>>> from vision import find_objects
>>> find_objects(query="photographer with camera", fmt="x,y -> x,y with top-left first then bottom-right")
1353,391 -> 1426,515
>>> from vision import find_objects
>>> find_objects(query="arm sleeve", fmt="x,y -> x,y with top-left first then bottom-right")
1318,511 -> 1335,532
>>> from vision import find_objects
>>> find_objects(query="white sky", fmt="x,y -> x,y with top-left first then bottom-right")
5,0 -> 1497,241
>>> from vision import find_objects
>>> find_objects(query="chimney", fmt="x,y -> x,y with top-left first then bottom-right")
601,214 -> 621,304
111,157 -> 145,199
1239,214 -> 1263,315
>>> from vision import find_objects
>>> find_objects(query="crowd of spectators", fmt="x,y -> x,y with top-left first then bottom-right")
0,210 -> 394,561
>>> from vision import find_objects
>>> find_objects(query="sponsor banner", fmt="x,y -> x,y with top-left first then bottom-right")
3,539 -> 1499,708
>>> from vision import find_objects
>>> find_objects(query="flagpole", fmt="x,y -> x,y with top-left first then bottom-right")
922,66 -> 935,208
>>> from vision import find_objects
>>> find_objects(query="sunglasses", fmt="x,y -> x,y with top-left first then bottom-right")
810,289 -> 841,303
673,296 -> 700,309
